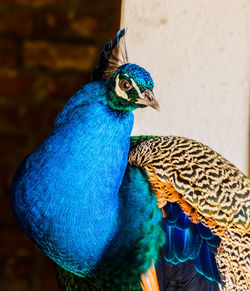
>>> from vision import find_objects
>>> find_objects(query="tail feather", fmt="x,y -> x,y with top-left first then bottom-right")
193,241 -> 221,283
196,222 -> 214,240
155,255 -> 219,291
161,202 -> 222,285
141,264 -> 160,291
173,225 -> 201,261
176,210 -> 191,229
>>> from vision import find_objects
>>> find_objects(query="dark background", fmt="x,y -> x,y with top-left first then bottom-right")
0,0 -> 121,290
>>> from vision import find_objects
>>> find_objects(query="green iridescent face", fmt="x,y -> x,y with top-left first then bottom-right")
105,63 -> 159,112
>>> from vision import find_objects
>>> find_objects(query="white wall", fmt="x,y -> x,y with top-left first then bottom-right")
121,0 -> 250,174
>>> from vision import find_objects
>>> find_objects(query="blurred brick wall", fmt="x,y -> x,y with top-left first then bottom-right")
0,0 -> 121,290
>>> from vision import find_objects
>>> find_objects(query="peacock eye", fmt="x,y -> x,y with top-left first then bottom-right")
119,79 -> 132,91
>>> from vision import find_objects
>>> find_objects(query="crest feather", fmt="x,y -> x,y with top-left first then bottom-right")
93,28 -> 129,80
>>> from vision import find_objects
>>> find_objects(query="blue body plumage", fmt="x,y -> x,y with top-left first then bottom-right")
11,30 -> 159,285
11,81 -> 134,276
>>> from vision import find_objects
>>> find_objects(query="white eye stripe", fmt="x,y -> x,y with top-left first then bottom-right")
130,78 -> 144,99
115,74 -> 129,100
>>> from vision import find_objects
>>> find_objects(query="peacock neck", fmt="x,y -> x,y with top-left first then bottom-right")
11,94 -> 134,276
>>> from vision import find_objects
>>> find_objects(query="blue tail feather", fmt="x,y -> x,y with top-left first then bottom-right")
176,210 -> 191,229
193,240 -> 221,283
160,202 -> 221,285
156,257 -> 220,291
161,221 -> 176,261
206,236 -> 221,248
163,203 -> 181,224
196,222 -> 214,239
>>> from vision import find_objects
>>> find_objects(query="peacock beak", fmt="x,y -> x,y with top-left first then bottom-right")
136,89 -> 160,111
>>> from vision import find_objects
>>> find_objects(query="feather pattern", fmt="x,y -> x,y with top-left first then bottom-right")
129,135 -> 250,290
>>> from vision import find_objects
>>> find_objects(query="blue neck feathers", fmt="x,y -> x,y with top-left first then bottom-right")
11,81 -> 134,276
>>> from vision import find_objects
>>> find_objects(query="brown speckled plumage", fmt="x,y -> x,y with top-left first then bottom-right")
129,136 -> 250,290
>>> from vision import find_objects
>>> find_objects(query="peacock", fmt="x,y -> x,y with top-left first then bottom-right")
11,29 -> 250,291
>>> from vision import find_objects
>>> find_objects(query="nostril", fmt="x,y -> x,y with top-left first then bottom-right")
143,89 -> 155,101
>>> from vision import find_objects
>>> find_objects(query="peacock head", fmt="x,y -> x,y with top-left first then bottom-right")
93,29 -> 159,112
105,63 -> 158,112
